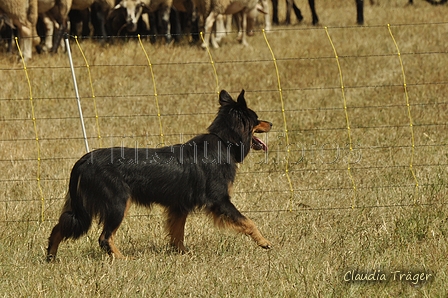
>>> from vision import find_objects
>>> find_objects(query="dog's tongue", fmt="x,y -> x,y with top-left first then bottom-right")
252,135 -> 268,151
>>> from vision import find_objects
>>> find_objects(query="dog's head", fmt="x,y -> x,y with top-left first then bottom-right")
208,90 -> 272,161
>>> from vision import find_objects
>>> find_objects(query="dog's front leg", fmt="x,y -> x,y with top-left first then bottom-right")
166,207 -> 188,252
238,217 -> 272,249
209,200 -> 272,249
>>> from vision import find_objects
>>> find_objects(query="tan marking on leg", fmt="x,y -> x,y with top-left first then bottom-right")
47,192 -> 72,262
47,223 -> 64,262
101,197 -> 132,259
108,229 -> 125,259
212,214 -> 272,249
99,230 -> 125,259
239,218 -> 272,249
228,182 -> 234,197
124,198 -> 132,216
166,211 -> 188,252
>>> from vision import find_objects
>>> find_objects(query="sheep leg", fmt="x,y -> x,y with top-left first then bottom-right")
202,11 -> 219,48
240,11 -> 248,46
262,0 -> 272,31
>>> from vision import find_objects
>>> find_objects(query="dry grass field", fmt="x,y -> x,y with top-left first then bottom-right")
1,0 -> 447,296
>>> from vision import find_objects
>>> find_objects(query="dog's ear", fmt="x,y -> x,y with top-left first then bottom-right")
219,90 -> 236,106
237,89 -> 247,108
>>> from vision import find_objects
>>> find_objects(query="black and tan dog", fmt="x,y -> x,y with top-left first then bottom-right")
46,90 -> 272,261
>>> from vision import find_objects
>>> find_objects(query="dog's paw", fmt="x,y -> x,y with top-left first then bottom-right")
259,240 -> 272,249
46,254 -> 62,263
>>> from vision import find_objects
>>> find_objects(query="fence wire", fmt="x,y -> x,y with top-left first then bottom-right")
1,24 -> 447,223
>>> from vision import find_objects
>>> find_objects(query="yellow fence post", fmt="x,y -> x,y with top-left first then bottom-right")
387,24 -> 419,204
262,29 -> 295,210
200,32 -> 220,96
15,37 -> 45,222
138,34 -> 165,146
324,27 -> 357,208
74,35 -> 103,148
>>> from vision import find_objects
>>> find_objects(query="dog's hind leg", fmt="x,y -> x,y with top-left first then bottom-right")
47,192 -> 92,262
166,207 -> 188,252
47,197 -> 71,262
47,223 -> 65,262
209,200 -> 272,249
98,198 -> 131,259
99,227 -> 124,259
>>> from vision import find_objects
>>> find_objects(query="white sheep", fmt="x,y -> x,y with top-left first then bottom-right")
0,0 -> 39,61
37,0 -> 71,53
193,0 -> 265,49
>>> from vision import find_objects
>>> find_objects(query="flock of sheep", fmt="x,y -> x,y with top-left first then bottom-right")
0,0 -> 441,61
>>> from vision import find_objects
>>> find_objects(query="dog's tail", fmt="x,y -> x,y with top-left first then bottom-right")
57,171 -> 93,240
47,160 -> 96,261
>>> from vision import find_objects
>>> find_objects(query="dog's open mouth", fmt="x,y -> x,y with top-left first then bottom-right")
252,135 -> 268,151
